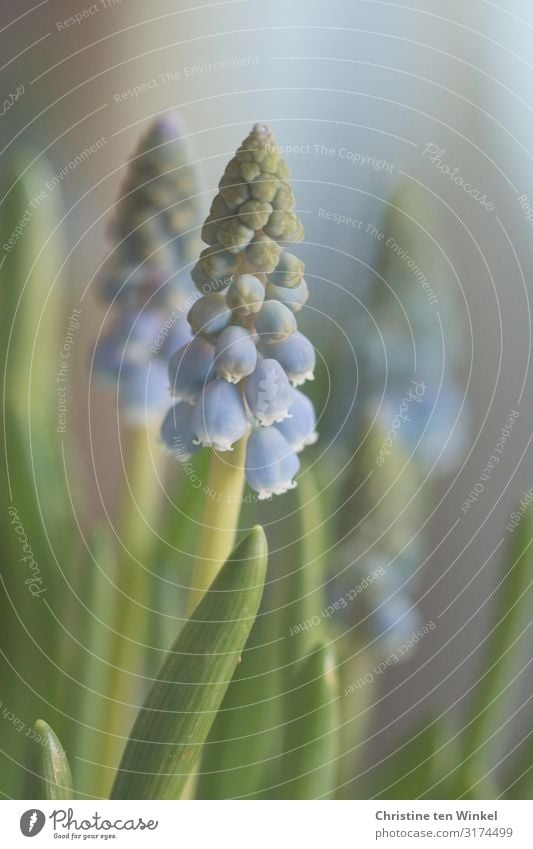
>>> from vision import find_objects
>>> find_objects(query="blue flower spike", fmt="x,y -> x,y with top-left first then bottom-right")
95,113 -> 200,423
162,123 -> 318,497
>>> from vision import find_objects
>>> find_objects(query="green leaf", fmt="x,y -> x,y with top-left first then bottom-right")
459,508 -> 533,795
371,718 -> 442,799
110,526 -> 268,800
26,720 -> 73,799
501,731 -> 533,799
279,471 -> 329,667
196,595 -> 284,799
68,527 -> 120,798
277,643 -> 339,799
197,468 -> 329,800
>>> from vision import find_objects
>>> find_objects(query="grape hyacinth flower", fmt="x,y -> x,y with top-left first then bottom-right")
163,123 -> 318,501
91,114 -> 202,781
93,113 -> 200,423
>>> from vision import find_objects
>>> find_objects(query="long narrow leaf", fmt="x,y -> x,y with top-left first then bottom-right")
26,720 -> 73,800
460,508 -> 533,792
277,643 -> 339,799
197,469 -> 329,799
110,525 -> 267,799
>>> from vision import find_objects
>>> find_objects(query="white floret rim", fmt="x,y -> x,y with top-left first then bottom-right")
256,479 -> 298,500
288,370 -> 315,387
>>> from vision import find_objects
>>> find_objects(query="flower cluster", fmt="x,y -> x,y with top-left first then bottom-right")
161,123 -> 318,499
94,113 -> 200,423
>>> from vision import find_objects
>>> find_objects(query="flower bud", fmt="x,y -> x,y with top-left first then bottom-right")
160,401 -> 201,461
198,246 -> 239,281
274,388 -> 318,452
265,277 -> 308,313
214,326 -> 257,383
238,199 -> 273,230
192,379 -> 249,451
245,233 -> 282,272
267,251 -> 304,288
249,174 -> 279,203
255,300 -> 297,344
264,210 -> 301,242
216,218 -> 255,254
245,427 -> 300,499
263,331 -> 315,385
271,183 -> 295,211
245,359 -> 292,425
218,175 -> 250,209
226,274 -> 265,315
201,196 -> 232,245
191,261 -> 232,295
187,292 -> 231,338
168,336 -> 215,403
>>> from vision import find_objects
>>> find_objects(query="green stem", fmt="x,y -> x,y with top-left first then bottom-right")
97,424 -> 164,797
188,436 -> 248,612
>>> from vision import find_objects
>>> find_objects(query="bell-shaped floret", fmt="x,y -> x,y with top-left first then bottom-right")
274,388 -> 318,452
168,336 -> 215,403
263,331 -> 315,386
245,358 -> 293,426
255,300 -> 297,344
226,274 -> 265,315
160,401 -> 201,461
265,277 -> 308,313
245,427 -> 300,499
191,379 -> 249,451
214,326 -> 257,383
187,292 -> 231,338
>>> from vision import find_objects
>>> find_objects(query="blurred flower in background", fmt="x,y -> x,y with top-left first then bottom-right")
321,179 -> 469,663
92,112 -> 200,424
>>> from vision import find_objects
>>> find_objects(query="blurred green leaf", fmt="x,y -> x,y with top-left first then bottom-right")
371,719 -> 440,799
110,526 -> 268,800
459,508 -> 533,795
68,527 -> 120,798
149,451 -> 210,656
26,720 -> 73,800
501,731 -> 533,799
0,151 -> 65,423
280,471 -> 329,666
277,643 -> 339,799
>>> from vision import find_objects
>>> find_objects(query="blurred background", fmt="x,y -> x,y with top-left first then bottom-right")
1,0 -> 532,799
